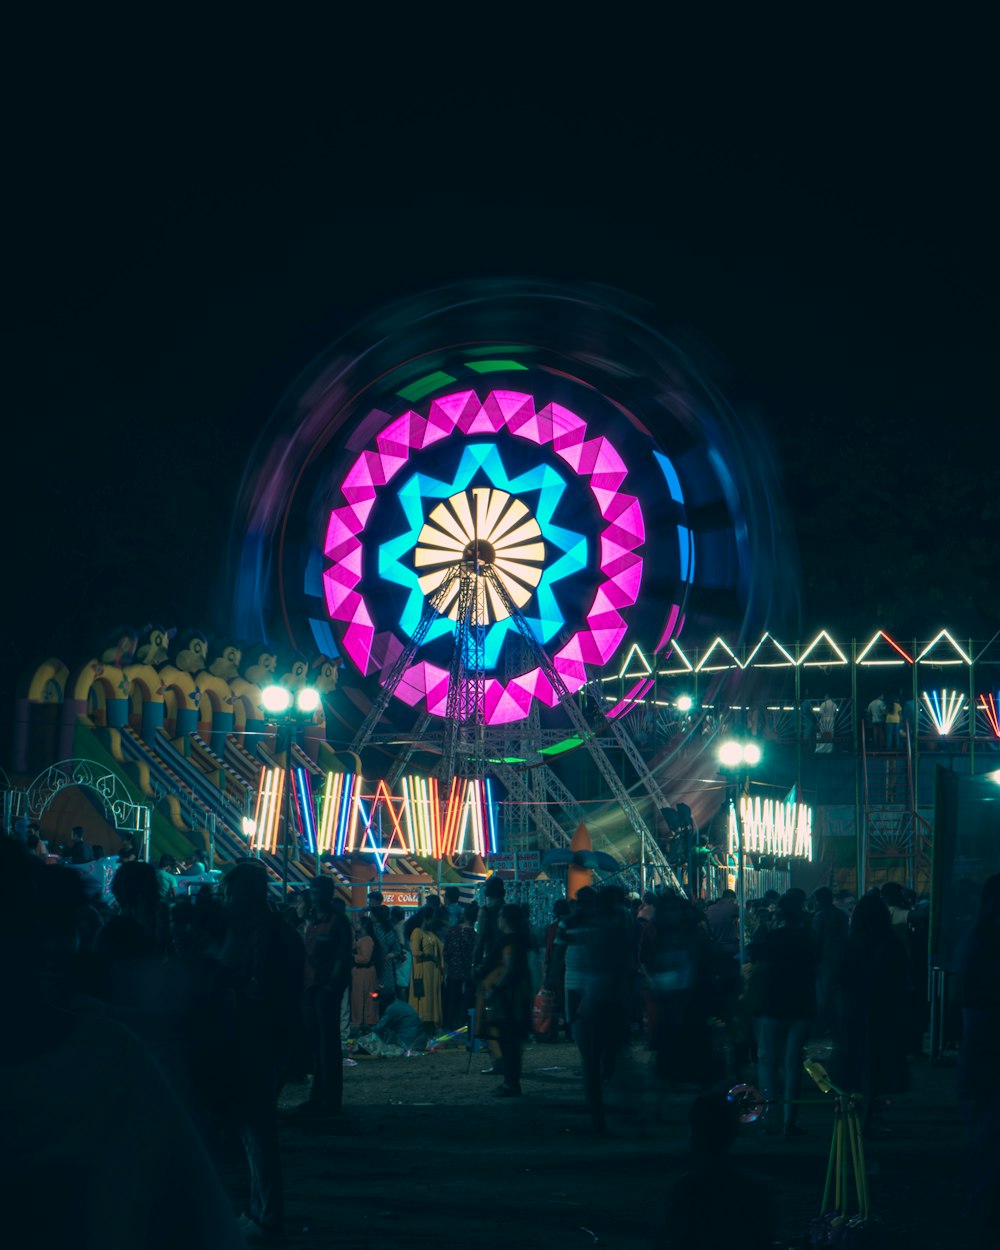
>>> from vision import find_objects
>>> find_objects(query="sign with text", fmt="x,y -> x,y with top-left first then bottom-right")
381,889 -> 422,908
487,851 -> 541,875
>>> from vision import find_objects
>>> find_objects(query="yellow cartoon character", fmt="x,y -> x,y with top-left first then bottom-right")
208,637 -> 242,683
136,623 -> 172,668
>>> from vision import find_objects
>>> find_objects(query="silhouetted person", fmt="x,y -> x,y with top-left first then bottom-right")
474,875 -> 507,1076
748,892 -> 817,1135
219,860 -> 303,1243
706,888 -> 739,958
0,837 -> 245,1250
650,1092 -> 775,1249
69,825 -> 92,864
568,889 -> 634,1131
300,878 -> 352,1115
832,892 -> 909,1135
811,886 -> 848,1036
486,904 -> 534,1098
955,873 -> 1000,1234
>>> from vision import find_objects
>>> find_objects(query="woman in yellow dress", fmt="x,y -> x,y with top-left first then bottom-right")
409,907 -> 444,1030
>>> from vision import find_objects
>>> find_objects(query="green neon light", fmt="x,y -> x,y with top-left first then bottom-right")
396,371 -> 457,401
466,359 -> 528,374
539,737 -> 585,756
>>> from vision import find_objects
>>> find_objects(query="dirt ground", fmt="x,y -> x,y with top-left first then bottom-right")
214,1037 -> 973,1250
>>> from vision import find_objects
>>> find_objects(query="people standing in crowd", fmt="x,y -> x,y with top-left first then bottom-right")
156,853 -> 179,899
650,1092 -> 775,1250
219,860 -> 304,1245
880,881 -> 919,1052
571,888 -> 635,1131
350,913 -> 380,1032
443,885 -> 464,929
868,693 -> 887,750
390,906 -> 412,1001
442,903 -> 476,1030
485,904 -> 534,1097
300,879 -> 353,1117
409,905 -> 444,1031
640,893 -> 717,1092
954,874 -> 1000,1234
474,875 -> 507,1075
97,860 -> 170,960
832,891 -> 909,1136
706,888 -> 740,959
69,825 -> 92,864
25,830 -> 49,859
810,886 -> 848,1038
543,898 -> 571,1040
885,693 -> 903,750
369,903 -> 404,1004
0,837 -> 249,1250
748,892 -> 818,1135
818,693 -> 837,750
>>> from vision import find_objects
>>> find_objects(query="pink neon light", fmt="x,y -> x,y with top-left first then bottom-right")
608,676 -> 655,720
326,391 -> 645,722
655,604 -> 682,654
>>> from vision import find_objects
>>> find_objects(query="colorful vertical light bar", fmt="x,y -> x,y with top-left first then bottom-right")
923,689 -> 966,735
346,794 -> 370,854
317,772 -> 343,855
978,693 -> 999,738
338,774 -> 360,856
294,767 -> 317,856
402,775 -> 440,858
484,778 -> 498,854
252,765 -> 285,855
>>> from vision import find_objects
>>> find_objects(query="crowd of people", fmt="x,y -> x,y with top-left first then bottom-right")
3,823 -> 997,1245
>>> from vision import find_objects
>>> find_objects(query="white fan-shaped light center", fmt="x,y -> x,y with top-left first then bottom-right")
414,487 -> 545,625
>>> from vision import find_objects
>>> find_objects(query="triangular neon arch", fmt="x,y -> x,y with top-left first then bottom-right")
856,631 -> 913,666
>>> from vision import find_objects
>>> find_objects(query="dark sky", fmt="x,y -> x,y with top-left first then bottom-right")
6,23 -> 998,754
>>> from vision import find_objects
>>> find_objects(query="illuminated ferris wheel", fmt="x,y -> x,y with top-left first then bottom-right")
230,281 -> 800,866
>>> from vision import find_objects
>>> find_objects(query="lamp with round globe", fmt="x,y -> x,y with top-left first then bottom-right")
258,680 -> 324,896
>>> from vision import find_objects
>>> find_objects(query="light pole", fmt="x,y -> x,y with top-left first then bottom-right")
717,738 -> 762,967
261,682 -> 322,898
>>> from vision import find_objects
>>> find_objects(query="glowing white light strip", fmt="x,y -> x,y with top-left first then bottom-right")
657,641 -> 693,674
797,631 -> 849,666
728,795 -> 813,861
695,637 -> 744,672
744,633 -> 796,668
917,630 -> 971,665
617,643 -> 652,679
856,630 -> 913,665
922,689 -> 966,735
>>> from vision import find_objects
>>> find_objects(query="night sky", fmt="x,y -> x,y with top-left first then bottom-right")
6,24 -> 997,762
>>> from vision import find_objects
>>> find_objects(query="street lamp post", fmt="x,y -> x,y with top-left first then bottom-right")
261,682 -> 322,899
717,738 -> 762,967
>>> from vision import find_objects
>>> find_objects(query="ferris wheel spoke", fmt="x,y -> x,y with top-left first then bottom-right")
493,557 -> 544,587
427,502 -> 471,545
485,497 -> 529,543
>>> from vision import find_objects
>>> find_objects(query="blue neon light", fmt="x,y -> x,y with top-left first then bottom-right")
485,777 -> 498,854
654,451 -> 685,505
678,525 -> 693,582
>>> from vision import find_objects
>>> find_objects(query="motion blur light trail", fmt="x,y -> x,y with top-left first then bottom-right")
228,280 -> 801,743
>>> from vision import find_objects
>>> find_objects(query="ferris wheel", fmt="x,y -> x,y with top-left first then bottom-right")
229,282 -> 800,869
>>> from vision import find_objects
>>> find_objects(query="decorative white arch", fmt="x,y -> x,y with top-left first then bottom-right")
22,759 -> 152,858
